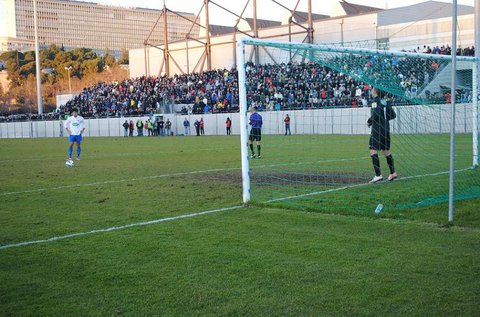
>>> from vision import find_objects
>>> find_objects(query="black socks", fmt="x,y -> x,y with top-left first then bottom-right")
371,154 -> 381,176
386,154 -> 395,174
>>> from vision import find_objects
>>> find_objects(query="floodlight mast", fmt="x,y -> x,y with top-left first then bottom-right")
33,0 -> 43,114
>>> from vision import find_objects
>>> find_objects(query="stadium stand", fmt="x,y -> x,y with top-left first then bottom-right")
52,44 -> 473,119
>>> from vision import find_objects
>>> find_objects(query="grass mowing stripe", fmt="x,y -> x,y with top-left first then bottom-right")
3,202 -> 478,251
0,205 -> 243,250
0,167 -> 241,196
253,156 -> 369,170
267,167 -> 474,203
295,207 -> 480,232
0,157 -> 469,197
0,157 -> 368,196
0,146 -> 231,163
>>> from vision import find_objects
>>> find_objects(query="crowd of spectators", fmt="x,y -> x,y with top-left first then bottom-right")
47,44 -> 474,119
60,69 -> 239,118
406,45 -> 475,56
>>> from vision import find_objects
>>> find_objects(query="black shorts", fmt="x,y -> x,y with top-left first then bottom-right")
369,132 -> 391,150
249,128 -> 262,142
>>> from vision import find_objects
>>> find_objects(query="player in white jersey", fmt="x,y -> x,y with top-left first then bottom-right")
64,108 -> 85,161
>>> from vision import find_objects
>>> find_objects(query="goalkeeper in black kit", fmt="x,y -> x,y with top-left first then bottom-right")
367,87 -> 398,183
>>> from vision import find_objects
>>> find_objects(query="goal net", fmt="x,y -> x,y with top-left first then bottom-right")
237,38 -> 479,216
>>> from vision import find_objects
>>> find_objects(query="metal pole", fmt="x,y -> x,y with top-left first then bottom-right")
473,0 -> 479,167
68,69 -> 71,94
144,44 -> 147,76
236,39 -> 250,204
340,18 -> 344,47
146,46 -> 150,76
232,0 -> 250,68
186,37 -> 190,74
65,66 -> 72,95
163,1 -> 170,76
288,20 -> 292,62
233,30 -> 237,67
308,0 -> 313,44
33,0 -> 43,114
253,0 -> 259,64
205,0 -> 212,71
448,0 -> 458,224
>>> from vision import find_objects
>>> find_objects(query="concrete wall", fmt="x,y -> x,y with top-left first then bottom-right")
0,105 -> 476,139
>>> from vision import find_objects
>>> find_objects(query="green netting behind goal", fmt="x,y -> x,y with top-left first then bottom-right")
238,39 -> 479,216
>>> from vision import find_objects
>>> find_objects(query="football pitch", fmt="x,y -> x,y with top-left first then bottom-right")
1,135 -> 479,316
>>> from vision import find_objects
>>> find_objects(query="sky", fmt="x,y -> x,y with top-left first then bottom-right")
79,0 -> 475,26
0,0 -> 475,35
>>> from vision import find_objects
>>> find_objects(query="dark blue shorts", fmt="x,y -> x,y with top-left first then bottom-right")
69,134 -> 83,144
249,128 -> 262,142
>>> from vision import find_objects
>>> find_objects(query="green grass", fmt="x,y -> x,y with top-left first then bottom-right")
250,133 -> 480,226
1,136 -> 479,316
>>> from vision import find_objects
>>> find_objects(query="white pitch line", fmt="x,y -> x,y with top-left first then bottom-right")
267,167 -> 474,203
0,205 -> 243,250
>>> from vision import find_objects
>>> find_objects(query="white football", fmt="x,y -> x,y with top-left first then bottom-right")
65,159 -> 74,168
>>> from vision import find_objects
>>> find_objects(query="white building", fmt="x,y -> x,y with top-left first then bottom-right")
0,0 -> 199,57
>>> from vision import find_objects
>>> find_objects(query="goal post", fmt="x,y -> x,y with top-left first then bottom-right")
473,44 -> 479,167
237,39 -> 251,204
236,37 -> 479,215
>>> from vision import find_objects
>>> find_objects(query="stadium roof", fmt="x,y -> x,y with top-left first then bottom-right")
206,18 -> 281,36
207,12 -> 328,35
290,11 -> 330,23
245,18 -> 282,29
208,25 -> 235,36
377,1 -> 474,26
339,1 -> 382,16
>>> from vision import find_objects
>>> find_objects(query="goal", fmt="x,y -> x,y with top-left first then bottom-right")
236,38 -> 479,217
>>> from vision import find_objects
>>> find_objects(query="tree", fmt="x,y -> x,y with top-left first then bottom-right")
82,57 -> 103,74
0,51 -> 24,63
41,44 -> 60,61
0,82 -> 9,114
103,49 -> 116,67
54,50 -> 73,65
24,51 -> 35,62
19,61 -> 37,78
6,59 -> 22,88
118,48 -> 129,65
2,44 -> 124,113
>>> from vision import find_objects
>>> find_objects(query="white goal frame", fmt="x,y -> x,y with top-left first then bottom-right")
236,37 -> 478,206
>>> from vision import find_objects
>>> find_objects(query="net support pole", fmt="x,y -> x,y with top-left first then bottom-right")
33,0 -> 43,114
237,39 -> 251,204
473,0 -> 479,167
448,0 -> 458,224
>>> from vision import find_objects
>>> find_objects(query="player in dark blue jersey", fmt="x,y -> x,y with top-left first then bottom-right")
249,106 -> 263,159
367,87 -> 397,183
